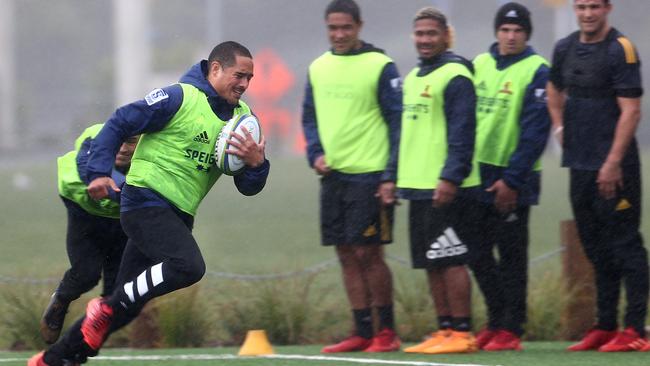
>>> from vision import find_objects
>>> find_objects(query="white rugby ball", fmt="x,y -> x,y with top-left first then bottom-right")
214,114 -> 262,176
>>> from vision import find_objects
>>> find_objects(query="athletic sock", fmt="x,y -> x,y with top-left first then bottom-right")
451,317 -> 472,332
353,308 -> 373,339
376,304 -> 395,330
438,315 -> 453,330
595,322 -> 617,332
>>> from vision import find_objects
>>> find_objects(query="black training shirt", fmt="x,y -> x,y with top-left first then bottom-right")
549,28 -> 643,170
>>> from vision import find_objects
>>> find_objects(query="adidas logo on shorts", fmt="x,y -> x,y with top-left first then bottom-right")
426,227 -> 468,260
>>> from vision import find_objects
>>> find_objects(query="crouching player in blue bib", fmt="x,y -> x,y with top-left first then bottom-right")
40,124 -> 138,345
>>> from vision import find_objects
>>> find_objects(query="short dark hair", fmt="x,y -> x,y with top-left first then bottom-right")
325,0 -> 361,24
208,41 -> 252,68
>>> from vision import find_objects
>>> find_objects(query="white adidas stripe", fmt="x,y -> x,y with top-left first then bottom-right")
123,281 -> 135,302
136,271 -> 148,297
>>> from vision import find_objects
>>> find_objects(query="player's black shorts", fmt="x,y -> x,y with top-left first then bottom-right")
320,175 -> 394,246
408,196 -> 480,269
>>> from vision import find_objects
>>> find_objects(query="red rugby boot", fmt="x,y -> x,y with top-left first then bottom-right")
567,327 -> 617,351
598,327 -> 650,352
321,335 -> 371,353
483,329 -> 522,351
80,298 -> 114,350
475,328 -> 498,350
363,328 -> 401,352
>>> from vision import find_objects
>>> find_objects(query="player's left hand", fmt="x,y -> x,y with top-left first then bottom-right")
226,128 -> 265,168
597,161 -> 623,200
376,181 -> 398,206
486,179 -> 518,213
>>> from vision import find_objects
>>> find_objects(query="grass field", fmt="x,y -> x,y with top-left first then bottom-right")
0,151 -> 603,279
1,149 -> 644,279
2,152 -> 650,354
2,342 -> 650,366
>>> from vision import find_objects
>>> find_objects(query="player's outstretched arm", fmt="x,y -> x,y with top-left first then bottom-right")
87,177 -> 120,201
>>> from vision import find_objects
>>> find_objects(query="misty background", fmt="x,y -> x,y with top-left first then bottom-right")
1,0 -> 649,160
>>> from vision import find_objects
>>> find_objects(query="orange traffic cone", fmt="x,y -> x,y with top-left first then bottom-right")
238,329 -> 274,356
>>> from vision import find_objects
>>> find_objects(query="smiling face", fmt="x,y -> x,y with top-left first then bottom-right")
496,24 -> 528,56
413,18 -> 448,59
326,12 -> 362,54
574,0 -> 611,41
114,135 -> 139,170
209,55 -> 254,105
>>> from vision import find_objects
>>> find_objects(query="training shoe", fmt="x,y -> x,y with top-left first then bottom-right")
644,342 -> 650,352
80,298 -> 114,351
27,351 -> 79,366
421,330 -> 478,354
475,328 -> 498,350
363,328 -> 401,352
598,327 -> 650,352
27,352 -> 48,366
40,292 -> 70,344
567,327 -> 617,351
483,329 -> 522,351
321,335 -> 372,353
404,329 -> 450,353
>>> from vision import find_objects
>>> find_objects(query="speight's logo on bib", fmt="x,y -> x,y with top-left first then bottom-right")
426,227 -> 468,260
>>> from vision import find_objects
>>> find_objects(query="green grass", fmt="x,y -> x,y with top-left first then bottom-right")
3,152 -> 650,284
0,152 -> 588,278
2,343 -> 650,366
2,152 -> 650,349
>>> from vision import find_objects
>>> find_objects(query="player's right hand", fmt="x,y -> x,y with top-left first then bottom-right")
433,179 -> 457,208
87,177 -> 120,200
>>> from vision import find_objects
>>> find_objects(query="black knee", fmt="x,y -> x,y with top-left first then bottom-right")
170,256 -> 205,287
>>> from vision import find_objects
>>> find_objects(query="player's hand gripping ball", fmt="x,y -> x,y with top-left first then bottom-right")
214,114 -> 262,176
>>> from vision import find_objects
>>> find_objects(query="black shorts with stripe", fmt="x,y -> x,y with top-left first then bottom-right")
320,175 -> 394,246
408,196 -> 481,269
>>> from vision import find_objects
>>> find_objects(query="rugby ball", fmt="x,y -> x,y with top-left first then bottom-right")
214,114 -> 262,176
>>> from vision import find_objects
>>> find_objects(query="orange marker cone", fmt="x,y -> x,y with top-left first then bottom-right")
238,329 -> 274,356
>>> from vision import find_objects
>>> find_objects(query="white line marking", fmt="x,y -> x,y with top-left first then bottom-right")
0,353 -> 491,366
264,354 -> 490,366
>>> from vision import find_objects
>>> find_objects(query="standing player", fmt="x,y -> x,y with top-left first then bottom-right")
301,0 -> 402,353
547,0 -> 650,352
40,124 -> 138,345
28,41 -> 269,366
387,6 -> 479,354
470,2 -> 550,351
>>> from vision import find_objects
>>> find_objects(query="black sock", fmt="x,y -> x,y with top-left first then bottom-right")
596,322 -> 617,332
634,326 -> 647,338
353,308 -> 373,339
438,316 -> 453,330
376,304 -> 395,330
452,317 -> 472,332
